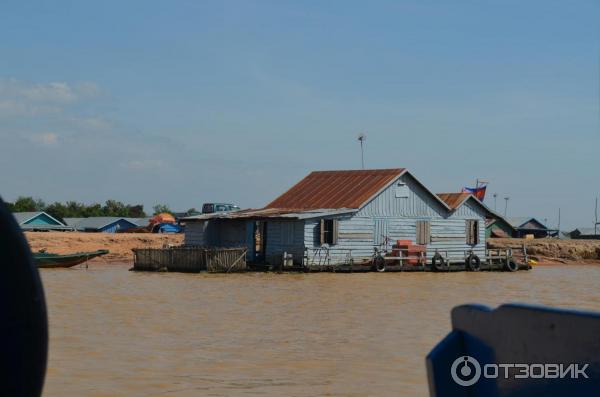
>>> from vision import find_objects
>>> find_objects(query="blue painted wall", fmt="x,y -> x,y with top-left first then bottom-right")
24,213 -> 61,226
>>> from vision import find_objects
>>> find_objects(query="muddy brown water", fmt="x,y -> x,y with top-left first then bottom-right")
40,264 -> 600,397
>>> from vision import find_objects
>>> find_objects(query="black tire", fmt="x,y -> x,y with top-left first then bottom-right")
465,254 -> 481,271
504,258 -> 518,272
431,253 -> 446,271
374,256 -> 386,272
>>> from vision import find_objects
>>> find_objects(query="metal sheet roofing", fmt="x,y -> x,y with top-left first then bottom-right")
67,217 -> 139,230
265,169 -> 406,210
183,208 -> 356,221
507,217 -> 547,229
436,193 -> 473,210
572,227 -> 599,236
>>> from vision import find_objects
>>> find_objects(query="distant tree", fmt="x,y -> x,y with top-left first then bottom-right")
45,202 -> 68,222
127,204 -> 146,218
65,201 -> 86,217
152,204 -> 172,215
83,203 -> 103,217
103,200 -> 128,217
10,197 -> 146,219
11,196 -> 46,212
185,208 -> 199,216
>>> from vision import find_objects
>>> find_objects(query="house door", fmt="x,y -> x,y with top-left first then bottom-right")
253,221 -> 267,263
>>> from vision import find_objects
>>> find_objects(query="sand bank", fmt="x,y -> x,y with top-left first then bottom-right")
25,231 -> 184,263
488,237 -> 600,265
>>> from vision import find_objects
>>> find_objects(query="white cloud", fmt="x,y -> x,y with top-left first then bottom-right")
68,116 -> 113,131
30,132 -> 59,146
0,99 -> 62,117
21,81 -> 77,103
0,79 -> 101,118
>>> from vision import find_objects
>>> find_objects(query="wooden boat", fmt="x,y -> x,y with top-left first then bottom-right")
34,249 -> 109,268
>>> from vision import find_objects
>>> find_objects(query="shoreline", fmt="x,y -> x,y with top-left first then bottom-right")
24,232 -> 600,266
25,231 -> 183,264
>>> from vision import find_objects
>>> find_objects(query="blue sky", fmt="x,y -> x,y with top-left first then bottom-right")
0,0 -> 598,229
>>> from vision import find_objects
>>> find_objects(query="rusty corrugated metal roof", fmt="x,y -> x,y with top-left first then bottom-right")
265,169 -> 406,210
436,193 -> 472,210
182,207 -> 357,221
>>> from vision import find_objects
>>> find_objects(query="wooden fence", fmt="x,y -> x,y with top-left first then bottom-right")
132,246 -> 247,273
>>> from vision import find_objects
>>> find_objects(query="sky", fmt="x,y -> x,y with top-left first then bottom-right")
0,0 -> 598,229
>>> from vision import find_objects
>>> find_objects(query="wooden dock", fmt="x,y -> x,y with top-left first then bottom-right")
132,245 -> 529,274
132,246 -> 247,273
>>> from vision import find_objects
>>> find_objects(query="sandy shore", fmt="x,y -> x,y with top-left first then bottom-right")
25,231 -> 184,263
488,237 -> 600,265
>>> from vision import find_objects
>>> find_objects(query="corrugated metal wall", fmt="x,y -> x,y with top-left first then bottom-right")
266,220 -> 305,265
185,221 -> 207,245
357,174 -> 447,218
304,177 -> 487,264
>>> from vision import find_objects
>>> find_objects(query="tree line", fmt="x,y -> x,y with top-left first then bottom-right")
5,196 -> 188,222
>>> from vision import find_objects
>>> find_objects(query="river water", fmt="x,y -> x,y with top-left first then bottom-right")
40,265 -> 600,397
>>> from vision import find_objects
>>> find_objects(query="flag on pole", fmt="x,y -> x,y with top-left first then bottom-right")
462,185 -> 487,201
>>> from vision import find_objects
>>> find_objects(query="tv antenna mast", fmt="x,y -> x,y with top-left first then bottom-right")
357,133 -> 367,169
594,197 -> 600,234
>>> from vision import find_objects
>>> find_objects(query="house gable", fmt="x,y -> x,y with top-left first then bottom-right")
357,172 -> 448,218
23,212 -> 63,226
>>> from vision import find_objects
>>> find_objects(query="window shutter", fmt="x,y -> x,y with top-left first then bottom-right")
332,219 -> 339,245
466,220 -> 479,245
416,221 -> 430,245
466,220 -> 470,244
319,219 -> 325,245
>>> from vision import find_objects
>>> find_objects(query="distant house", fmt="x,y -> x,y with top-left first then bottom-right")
64,217 -> 140,233
507,217 -> 557,238
485,217 -> 516,238
13,211 -> 71,231
183,168 -> 493,266
567,227 -> 600,240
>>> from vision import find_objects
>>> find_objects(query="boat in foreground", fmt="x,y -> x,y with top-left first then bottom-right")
34,249 -> 109,268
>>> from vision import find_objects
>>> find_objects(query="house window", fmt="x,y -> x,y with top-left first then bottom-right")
395,182 -> 409,198
416,221 -> 430,245
320,219 -> 338,245
466,220 -> 480,245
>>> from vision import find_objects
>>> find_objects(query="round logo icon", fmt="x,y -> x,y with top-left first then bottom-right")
450,356 -> 481,386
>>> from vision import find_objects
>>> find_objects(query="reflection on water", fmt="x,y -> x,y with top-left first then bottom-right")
40,265 -> 600,397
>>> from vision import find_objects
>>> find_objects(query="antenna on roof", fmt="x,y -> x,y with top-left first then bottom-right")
357,133 -> 367,170
595,197 -> 598,235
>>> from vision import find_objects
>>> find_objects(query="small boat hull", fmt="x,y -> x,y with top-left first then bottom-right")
34,250 -> 109,268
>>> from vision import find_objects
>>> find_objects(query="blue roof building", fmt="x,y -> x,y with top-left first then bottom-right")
13,212 -> 71,231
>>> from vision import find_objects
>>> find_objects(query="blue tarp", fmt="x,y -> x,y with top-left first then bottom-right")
155,223 -> 182,233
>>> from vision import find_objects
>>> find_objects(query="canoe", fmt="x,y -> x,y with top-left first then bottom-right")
34,249 -> 109,268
